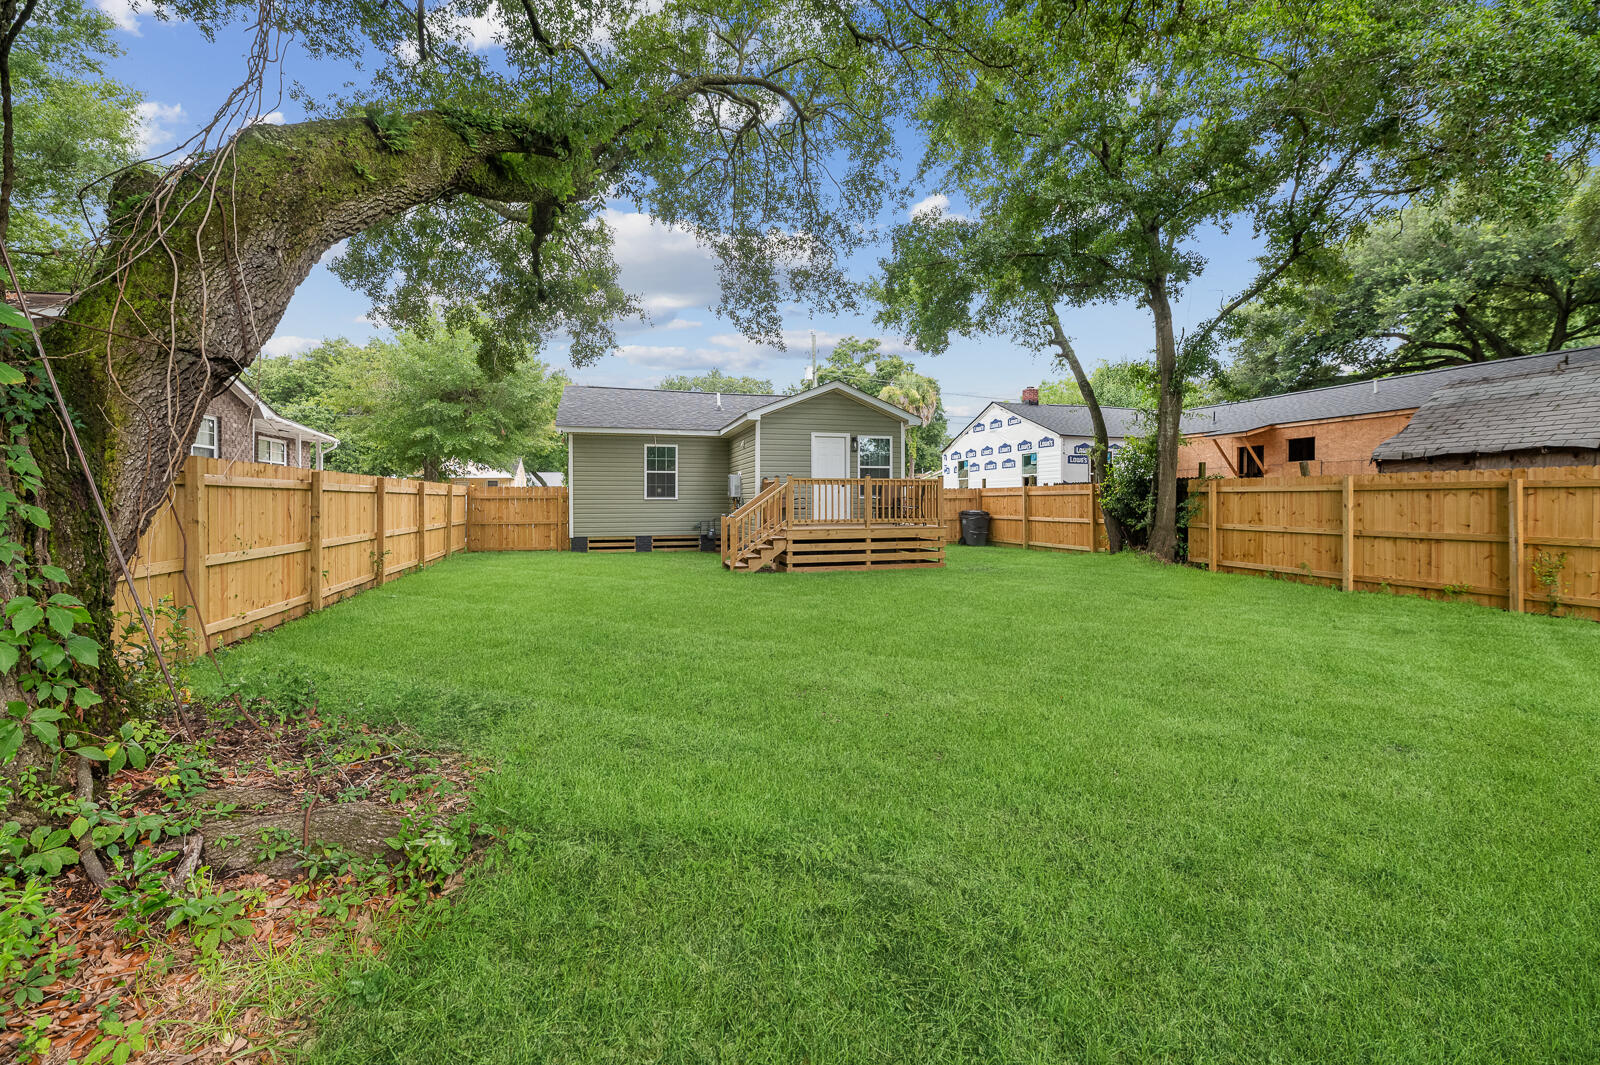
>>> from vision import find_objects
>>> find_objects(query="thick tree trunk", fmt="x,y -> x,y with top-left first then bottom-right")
1145,276 -> 1183,562
1044,304 -> 1124,553
31,111 -> 569,708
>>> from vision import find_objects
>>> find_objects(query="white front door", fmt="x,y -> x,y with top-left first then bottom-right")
810,433 -> 851,520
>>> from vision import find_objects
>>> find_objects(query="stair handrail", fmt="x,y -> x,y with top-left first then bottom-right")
722,478 -> 787,565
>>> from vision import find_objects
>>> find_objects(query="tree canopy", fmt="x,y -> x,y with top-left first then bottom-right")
879,0 -> 1600,559
658,369 -> 775,395
2,0 -> 139,288
244,326 -> 567,480
1222,178 -> 1600,398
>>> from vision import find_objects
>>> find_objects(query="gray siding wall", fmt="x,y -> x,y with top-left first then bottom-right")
758,391 -> 904,480
729,425 -> 757,501
570,433 -> 731,537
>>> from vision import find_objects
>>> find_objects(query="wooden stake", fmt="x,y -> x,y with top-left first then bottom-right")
308,469 -> 324,610
374,478 -> 388,586
1341,476 -> 1354,592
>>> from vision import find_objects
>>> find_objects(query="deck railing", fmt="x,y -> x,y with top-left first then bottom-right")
721,478 -> 789,565
787,477 -> 941,526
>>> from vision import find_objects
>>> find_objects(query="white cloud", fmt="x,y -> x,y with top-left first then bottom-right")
95,0 -> 140,34
261,334 -> 319,358
257,111 -> 286,126
603,209 -> 721,332
661,319 -> 703,330
456,8 -> 507,50
134,101 -> 186,154
909,193 -> 966,223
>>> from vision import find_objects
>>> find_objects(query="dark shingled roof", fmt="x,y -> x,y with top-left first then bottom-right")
1181,346 -> 1600,436
994,401 -> 1147,438
555,385 -> 783,432
1371,361 -> 1600,461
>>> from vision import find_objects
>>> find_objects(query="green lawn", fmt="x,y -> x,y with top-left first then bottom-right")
198,547 -> 1600,1063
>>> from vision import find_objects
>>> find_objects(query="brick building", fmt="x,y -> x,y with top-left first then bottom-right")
190,380 -> 338,469
1178,347 -> 1600,478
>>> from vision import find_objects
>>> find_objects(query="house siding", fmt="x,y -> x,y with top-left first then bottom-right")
570,433 -> 731,537
941,403 -> 1128,488
757,391 -> 903,480
197,389 -> 319,469
729,425 -> 757,501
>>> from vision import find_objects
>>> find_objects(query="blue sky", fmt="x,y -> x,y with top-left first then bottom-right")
98,2 -> 1264,423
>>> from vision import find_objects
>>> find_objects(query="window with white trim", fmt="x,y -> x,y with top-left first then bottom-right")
858,436 -> 891,479
190,415 -> 219,458
645,445 -> 677,499
255,436 -> 288,465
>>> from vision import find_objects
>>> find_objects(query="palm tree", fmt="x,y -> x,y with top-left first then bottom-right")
879,371 -> 941,473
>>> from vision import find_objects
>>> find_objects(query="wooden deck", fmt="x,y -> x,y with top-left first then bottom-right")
720,478 -> 944,572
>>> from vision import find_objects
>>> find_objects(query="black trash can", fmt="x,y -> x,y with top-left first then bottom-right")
959,509 -> 991,546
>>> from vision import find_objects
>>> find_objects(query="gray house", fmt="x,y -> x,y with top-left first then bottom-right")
554,382 -> 920,548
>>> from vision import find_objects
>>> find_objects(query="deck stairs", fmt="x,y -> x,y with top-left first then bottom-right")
720,478 -> 944,573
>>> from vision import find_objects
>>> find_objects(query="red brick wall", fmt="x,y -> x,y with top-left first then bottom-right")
1179,410 -> 1416,478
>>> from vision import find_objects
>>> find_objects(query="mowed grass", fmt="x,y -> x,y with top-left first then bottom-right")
196,547 -> 1600,1064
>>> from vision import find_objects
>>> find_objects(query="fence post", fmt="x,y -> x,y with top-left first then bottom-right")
1508,474 -> 1525,613
1341,476 -> 1353,592
1208,480 -> 1218,572
308,468 -> 324,611
374,478 -> 388,586
180,457 -> 211,651
1020,484 -> 1030,550
1088,482 -> 1099,553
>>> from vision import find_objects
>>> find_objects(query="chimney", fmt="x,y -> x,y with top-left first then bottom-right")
715,391 -> 722,408
1021,385 -> 1039,405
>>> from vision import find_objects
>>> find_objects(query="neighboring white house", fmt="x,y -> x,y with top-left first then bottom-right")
942,390 -> 1144,489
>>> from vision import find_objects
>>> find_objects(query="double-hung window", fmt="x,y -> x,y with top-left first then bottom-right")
191,415 -> 219,458
645,445 -> 677,499
256,436 -> 288,465
858,436 -> 891,479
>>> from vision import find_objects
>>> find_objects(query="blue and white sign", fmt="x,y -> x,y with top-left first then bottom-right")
988,418 -> 1003,429
973,422 -> 984,432
980,445 -> 994,456
965,449 -> 976,458
997,443 -> 1012,454
983,461 -> 997,470
1073,442 -> 1092,455
1017,440 -> 1033,452
1007,416 -> 1022,426
1001,458 -> 1017,469
1037,438 -> 1055,448
1067,454 -> 1089,465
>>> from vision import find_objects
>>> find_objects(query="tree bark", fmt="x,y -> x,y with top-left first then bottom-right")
1145,274 -> 1183,562
1043,303 -> 1124,553
31,111 -> 572,700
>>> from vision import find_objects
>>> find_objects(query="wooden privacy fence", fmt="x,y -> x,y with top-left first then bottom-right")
465,485 -> 569,551
941,484 -> 1109,552
1187,466 -> 1600,621
115,457 -> 469,651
